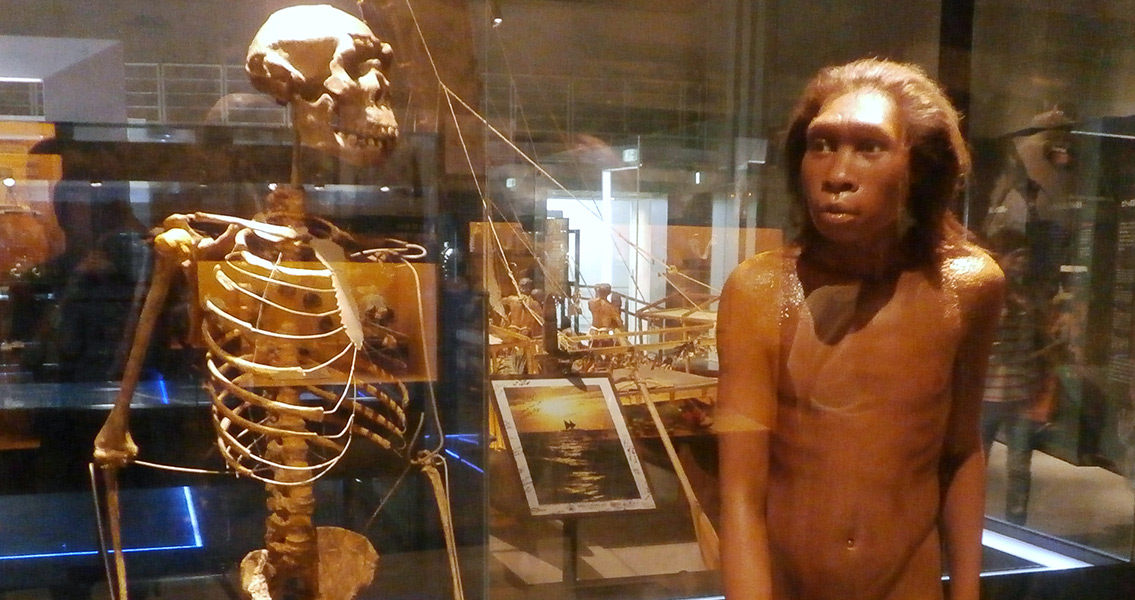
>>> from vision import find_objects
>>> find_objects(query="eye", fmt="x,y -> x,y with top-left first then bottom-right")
806,137 -> 833,153
856,139 -> 887,154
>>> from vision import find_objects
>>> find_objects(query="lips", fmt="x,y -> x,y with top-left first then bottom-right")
814,200 -> 857,224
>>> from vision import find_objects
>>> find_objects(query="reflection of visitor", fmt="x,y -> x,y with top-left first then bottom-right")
567,289 -> 582,318
1121,382 -> 1135,483
0,180 -> 65,281
980,230 -> 1048,525
983,108 -> 1076,300
54,188 -> 150,382
983,108 -> 1075,235
0,173 -> 67,379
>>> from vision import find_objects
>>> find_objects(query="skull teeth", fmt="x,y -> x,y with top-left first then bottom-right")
335,127 -> 396,150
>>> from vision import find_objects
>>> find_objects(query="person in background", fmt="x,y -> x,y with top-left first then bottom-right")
980,228 -> 1049,525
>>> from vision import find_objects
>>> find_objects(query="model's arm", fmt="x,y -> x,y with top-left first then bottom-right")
940,254 -> 1005,600
717,255 -> 781,599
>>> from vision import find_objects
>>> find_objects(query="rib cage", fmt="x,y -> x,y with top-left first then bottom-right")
202,226 -> 410,486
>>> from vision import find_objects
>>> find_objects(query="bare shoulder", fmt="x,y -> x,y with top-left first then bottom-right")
719,247 -> 795,348
940,240 -> 1005,317
723,246 -> 796,303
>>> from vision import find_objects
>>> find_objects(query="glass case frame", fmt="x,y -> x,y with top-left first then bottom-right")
0,1 -> 1133,599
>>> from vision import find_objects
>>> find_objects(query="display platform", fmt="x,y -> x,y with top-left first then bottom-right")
0,473 -> 482,599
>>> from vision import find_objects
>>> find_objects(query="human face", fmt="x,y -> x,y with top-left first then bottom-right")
800,90 -> 911,248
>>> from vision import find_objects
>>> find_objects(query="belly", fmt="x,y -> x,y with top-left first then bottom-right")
765,401 -> 947,599
766,496 -> 945,600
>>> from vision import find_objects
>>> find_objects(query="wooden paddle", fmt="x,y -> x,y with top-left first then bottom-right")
634,377 -> 720,570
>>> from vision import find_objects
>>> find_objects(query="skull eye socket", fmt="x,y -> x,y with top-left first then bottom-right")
344,57 -> 379,82
355,58 -> 383,78
295,83 -> 327,103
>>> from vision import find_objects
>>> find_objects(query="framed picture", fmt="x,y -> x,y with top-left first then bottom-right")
490,375 -> 655,517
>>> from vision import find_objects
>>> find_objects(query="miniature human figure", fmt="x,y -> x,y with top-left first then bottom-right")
500,277 -> 542,337
980,229 -> 1048,525
588,283 -> 624,331
717,58 -> 1004,600
587,283 -> 625,351
495,278 -> 544,374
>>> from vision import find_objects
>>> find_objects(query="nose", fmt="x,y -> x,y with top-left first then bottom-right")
820,149 -> 857,195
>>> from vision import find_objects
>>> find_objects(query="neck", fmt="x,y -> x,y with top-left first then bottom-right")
803,235 -> 908,281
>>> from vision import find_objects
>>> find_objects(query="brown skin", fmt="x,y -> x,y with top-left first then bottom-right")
588,283 -> 625,330
718,87 -> 1003,600
501,278 -> 542,337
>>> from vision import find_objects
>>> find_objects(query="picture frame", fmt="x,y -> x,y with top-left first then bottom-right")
490,375 -> 655,517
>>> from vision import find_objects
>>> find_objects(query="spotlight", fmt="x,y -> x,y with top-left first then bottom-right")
491,1 -> 503,27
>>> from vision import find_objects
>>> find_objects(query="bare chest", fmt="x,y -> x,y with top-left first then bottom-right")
780,272 -> 963,414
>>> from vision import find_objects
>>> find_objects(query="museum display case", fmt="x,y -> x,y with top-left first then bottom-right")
0,1 -> 1133,599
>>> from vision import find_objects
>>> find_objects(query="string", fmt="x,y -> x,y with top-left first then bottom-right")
434,65 -> 721,301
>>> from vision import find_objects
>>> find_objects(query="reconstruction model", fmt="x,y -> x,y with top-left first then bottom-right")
93,5 -> 461,600
716,58 -> 1004,600
588,283 -> 625,333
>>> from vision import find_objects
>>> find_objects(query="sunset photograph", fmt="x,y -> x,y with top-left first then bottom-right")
502,382 -> 617,434
491,377 -> 654,516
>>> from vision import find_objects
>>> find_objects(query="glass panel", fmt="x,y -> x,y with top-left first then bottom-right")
971,0 -> 1135,563
0,1 -> 1133,599
0,3 -> 482,599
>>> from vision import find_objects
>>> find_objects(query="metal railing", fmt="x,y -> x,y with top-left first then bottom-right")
125,62 -> 288,126
0,80 -> 44,119
119,63 -> 708,145
483,72 -> 709,148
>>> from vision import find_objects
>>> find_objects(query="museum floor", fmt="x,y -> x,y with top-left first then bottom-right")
983,442 -> 1134,561
0,441 -> 1130,599
485,441 -> 1135,599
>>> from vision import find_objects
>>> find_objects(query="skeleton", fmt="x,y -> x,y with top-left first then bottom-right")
93,5 -> 462,600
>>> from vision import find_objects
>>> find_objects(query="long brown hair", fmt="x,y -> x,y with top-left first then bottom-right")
783,58 -> 971,264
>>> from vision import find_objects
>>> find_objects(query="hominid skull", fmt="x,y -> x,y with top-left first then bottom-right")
246,4 -> 398,165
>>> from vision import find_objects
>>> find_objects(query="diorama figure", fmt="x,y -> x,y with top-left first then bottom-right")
492,276 -> 544,374
499,276 -> 543,338
93,5 -> 462,600
716,59 -> 1004,600
588,283 -> 624,337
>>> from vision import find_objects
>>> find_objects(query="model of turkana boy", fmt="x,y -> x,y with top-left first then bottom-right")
717,58 -> 1004,600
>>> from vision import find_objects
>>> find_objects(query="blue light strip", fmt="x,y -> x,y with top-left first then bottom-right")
445,433 -> 481,445
0,486 -> 203,562
156,375 -> 170,405
444,448 -> 484,474
181,486 -> 203,547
